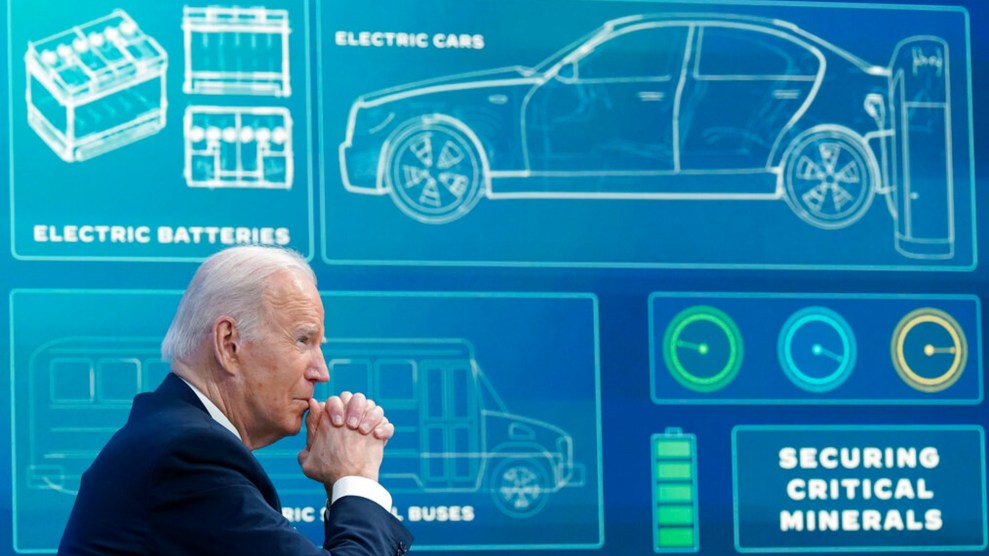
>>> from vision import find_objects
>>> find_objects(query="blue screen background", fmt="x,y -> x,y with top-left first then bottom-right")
2,0 -> 988,554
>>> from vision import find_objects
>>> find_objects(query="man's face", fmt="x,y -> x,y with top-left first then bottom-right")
239,270 -> 328,448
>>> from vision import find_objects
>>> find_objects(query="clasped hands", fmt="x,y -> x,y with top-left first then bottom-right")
297,391 -> 394,488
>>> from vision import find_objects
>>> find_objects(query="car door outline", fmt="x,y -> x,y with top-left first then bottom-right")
523,22 -> 688,177
679,22 -> 822,175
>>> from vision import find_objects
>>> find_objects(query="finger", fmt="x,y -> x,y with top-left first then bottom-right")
317,404 -> 334,430
325,396 -> 346,427
359,404 -> 385,434
338,391 -> 354,405
305,398 -> 322,447
373,419 -> 394,442
345,393 -> 367,429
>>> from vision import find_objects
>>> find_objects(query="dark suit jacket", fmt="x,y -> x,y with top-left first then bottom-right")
58,373 -> 412,555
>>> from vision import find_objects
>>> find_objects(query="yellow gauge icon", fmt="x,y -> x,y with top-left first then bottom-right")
890,307 -> 967,393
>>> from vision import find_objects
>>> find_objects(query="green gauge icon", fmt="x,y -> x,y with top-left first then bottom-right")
777,306 -> 856,393
891,307 -> 967,393
663,305 -> 743,393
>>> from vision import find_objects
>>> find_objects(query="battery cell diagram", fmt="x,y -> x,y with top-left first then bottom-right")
183,6 -> 295,189
25,10 -> 168,163
182,6 -> 292,97
185,106 -> 293,189
24,6 -> 296,190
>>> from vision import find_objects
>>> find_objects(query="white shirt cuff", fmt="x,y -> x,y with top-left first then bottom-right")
330,476 -> 393,512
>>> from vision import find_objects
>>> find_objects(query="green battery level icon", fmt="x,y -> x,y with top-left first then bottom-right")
652,428 -> 699,552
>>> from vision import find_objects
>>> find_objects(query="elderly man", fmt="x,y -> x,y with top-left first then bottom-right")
58,246 -> 412,555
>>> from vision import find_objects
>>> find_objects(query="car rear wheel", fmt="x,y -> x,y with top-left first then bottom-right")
782,129 -> 877,229
385,119 -> 484,224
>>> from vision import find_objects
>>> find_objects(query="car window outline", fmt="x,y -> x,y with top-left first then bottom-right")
571,23 -> 689,83
693,23 -> 821,80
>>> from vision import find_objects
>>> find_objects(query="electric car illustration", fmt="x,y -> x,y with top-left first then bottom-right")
339,13 -> 953,259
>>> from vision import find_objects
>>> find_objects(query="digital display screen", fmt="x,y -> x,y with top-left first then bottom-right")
2,0 -> 987,554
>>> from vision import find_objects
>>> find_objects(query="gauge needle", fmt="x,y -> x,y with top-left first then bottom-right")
811,343 -> 843,362
923,344 -> 956,356
677,340 -> 709,355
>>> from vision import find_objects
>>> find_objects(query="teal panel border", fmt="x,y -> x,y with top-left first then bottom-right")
7,2 -> 317,263
319,0 -> 976,272
10,289 -> 604,552
731,424 -> 989,553
648,292 -> 983,405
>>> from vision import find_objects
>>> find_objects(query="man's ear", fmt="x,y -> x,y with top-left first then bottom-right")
213,316 -> 242,376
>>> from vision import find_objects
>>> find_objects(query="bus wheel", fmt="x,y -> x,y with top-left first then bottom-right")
490,458 -> 550,518
385,119 -> 485,224
782,129 -> 876,230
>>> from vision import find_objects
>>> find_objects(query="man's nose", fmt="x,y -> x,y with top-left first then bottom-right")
307,350 -> 330,383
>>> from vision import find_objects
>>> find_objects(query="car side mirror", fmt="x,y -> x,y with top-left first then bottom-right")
864,93 -> 886,126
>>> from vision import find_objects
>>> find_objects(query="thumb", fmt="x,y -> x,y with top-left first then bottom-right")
305,398 -> 322,448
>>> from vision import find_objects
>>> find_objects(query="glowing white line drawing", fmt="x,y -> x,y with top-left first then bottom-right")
338,13 -> 956,259
184,105 -> 293,189
22,337 -> 585,518
182,6 -> 291,97
888,37 -> 954,260
23,338 -> 169,496
24,10 -> 168,162
254,338 -> 587,518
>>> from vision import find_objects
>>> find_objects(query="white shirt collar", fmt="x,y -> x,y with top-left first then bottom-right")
177,375 -> 243,442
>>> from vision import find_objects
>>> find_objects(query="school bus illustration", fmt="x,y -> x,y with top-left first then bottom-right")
320,338 -> 586,518
21,336 -> 585,520
22,337 -> 171,495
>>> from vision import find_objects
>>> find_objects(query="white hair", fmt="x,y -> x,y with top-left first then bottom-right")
161,245 -> 316,362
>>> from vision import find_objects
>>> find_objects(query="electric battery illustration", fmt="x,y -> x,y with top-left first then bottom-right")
184,105 -> 293,189
182,6 -> 292,97
652,428 -> 699,553
24,10 -> 168,162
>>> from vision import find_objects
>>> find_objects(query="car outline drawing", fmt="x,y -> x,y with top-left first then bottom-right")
339,13 -> 956,259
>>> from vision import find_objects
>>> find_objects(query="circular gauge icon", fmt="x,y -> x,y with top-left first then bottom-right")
891,307 -> 967,393
777,306 -> 856,393
663,305 -> 743,393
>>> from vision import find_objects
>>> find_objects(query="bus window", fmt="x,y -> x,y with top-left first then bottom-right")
375,359 -> 416,407
97,358 -> 141,403
426,367 -> 444,419
328,359 -> 370,396
144,359 -> 171,391
50,358 -> 94,403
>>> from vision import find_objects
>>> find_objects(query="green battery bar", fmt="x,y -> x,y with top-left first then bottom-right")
652,428 -> 699,553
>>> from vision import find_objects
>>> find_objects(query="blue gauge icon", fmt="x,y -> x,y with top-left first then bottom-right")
777,306 -> 856,392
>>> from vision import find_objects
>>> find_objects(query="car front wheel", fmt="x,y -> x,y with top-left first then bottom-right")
385,119 -> 485,224
782,129 -> 877,229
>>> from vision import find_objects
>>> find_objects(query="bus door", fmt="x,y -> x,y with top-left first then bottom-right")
420,358 -> 481,488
